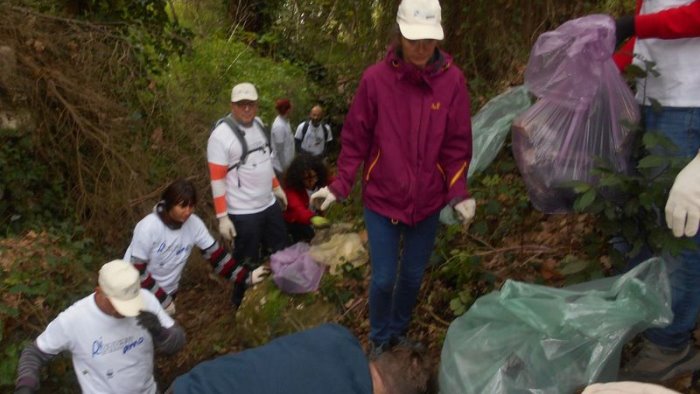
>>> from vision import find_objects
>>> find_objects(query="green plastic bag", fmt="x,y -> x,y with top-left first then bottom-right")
439,258 -> 671,394
440,86 -> 531,226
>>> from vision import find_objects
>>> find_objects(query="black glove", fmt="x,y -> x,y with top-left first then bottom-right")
137,311 -> 164,339
14,386 -> 34,394
615,15 -> 635,47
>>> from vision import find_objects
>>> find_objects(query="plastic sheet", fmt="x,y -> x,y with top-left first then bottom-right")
309,232 -> 368,275
512,15 -> 640,213
469,85 -> 533,178
269,242 -> 324,294
439,258 -> 672,394
440,86 -> 532,226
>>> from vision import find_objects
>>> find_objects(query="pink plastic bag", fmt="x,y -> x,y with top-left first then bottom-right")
512,15 -> 640,213
270,242 -> 325,294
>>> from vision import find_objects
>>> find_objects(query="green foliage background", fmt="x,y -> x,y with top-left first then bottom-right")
0,0 -> 648,391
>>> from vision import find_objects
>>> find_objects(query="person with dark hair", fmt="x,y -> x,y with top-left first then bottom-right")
271,98 -> 295,178
311,0 -> 475,356
14,260 -> 185,394
124,178 -> 268,314
167,323 -> 435,394
283,154 -> 331,242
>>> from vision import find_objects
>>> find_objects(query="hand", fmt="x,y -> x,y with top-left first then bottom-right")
454,198 -> 476,228
665,153 -> 700,237
137,310 -> 164,338
164,301 -> 176,315
246,265 -> 270,285
218,216 -> 236,242
614,15 -> 635,47
273,186 -> 288,211
310,186 -> 337,211
583,381 -> 679,394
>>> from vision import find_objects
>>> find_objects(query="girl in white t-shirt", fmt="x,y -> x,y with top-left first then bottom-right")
124,179 -> 268,313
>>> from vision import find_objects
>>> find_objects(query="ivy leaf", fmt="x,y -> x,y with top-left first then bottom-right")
637,155 -> 667,169
574,189 -> 596,212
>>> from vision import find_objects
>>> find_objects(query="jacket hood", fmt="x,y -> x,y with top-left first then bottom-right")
384,46 -> 453,83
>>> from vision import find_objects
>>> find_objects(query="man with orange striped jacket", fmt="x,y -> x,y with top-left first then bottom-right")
207,82 -> 288,308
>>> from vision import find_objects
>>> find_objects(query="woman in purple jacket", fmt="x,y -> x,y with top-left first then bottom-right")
311,0 -> 476,355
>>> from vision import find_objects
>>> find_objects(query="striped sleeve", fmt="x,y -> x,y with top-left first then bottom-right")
201,241 -> 249,285
207,128 -> 231,218
131,256 -> 172,307
15,342 -> 54,391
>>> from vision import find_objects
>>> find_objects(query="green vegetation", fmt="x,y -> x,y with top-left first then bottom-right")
5,0 -> 678,391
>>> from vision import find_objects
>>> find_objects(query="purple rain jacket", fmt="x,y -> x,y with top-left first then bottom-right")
328,48 -> 472,226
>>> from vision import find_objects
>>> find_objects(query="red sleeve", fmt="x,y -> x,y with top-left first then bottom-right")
283,187 -> 315,225
636,0 -> 700,39
613,38 -> 636,71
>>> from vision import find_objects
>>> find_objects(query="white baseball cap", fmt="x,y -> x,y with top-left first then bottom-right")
98,260 -> 145,317
231,82 -> 258,103
396,0 -> 444,41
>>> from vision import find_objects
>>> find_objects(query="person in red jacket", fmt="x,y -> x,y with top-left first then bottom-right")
283,154 -> 331,243
311,0 -> 476,356
611,0 -> 700,383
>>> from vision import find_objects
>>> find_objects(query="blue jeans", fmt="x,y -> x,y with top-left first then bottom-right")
364,208 -> 440,345
640,106 -> 700,349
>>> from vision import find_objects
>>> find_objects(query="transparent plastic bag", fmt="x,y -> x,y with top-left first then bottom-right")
440,86 -> 532,226
469,85 -> 532,178
269,242 -> 325,294
512,15 -> 640,213
439,258 -> 672,394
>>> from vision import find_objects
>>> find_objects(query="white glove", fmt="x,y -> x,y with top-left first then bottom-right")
665,152 -> 700,237
164,301 -> 176,315
273,186 -> 288,211
218,216 -> 236,242
310,186 -> 337,211
246,265 -> 270,285
583,382 -> 680,394
454,198 -> 476,227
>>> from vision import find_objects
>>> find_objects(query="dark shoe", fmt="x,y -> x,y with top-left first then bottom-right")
231,281 -> 247,308
620,339 -> 700,382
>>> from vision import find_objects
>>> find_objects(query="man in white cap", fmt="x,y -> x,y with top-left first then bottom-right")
208,82 -> 287,308
14,260 -> 185,394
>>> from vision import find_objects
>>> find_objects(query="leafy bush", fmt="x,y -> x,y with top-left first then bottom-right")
0,229 -> 97,391
0,128 -> 69,235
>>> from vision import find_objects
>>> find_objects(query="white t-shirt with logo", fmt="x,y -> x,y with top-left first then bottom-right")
207,118 -> 277,214
36,290 -> 174,394
124,213 -> 214,295
295,121 -> 332,156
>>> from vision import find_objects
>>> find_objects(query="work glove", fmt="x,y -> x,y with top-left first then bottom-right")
164,301 -> 176,316
665,152 -> 700,238
454,198 -> 476,227
310,215 -> 330,228
246,265 -> 270,285
273,186 -> 288,211
218,216 -> 236,242
310,186 -> 337,211
583,381 -> 680,394
137,311 -> 165,340
614,15 -> 635,47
